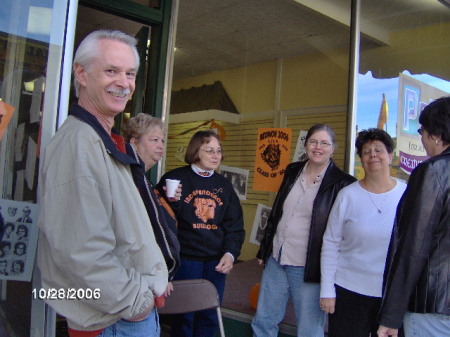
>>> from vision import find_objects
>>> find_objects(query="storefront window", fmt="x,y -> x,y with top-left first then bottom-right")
356,0 -> 450,181
167,0 -> 351,333
0,0 -> 69,335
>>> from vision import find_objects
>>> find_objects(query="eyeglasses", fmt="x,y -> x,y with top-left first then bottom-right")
307,139 -> 332,148
201,148 -> 222,155
417,127 -> 424,135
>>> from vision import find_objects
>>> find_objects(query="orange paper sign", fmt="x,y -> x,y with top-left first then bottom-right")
253,128 -> 292,192
0,101 -> 16,141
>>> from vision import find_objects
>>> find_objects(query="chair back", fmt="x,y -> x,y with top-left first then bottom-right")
158,278 -> 220,314
158,278 -> 225,337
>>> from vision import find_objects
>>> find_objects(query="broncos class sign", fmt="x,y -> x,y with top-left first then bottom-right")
254,128 -> 292,192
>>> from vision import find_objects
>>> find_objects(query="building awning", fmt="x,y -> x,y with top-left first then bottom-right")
170,81 -> 239,115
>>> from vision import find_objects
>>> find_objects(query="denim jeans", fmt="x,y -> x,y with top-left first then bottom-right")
251,256 -> 325,337
169,258 -> 226,337
403,311 -> 450,337
98,308 -> 160,337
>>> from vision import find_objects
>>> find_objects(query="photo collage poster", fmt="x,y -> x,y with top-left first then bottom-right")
0,199 -> 39,281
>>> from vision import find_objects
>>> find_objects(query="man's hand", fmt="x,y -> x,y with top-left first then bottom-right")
377,325 -> 398,337
320,297 -> 336,314
164,282 -> 174,297
215,254 -> 234,274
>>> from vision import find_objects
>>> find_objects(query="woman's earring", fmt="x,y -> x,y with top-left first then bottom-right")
435,139 -> 438,145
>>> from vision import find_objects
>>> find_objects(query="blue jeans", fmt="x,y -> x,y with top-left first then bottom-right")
403,311 -> 450,337
98,308 -> 160,337
251,256 -> 325,337
169,258 -> 226,337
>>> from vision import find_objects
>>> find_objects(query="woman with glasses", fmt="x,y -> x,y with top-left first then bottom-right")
157,130 -> 245,337
320,128 -> 407,337
15,224 -> 28,241
252,124 -> 356,337
378,97 -> 450,337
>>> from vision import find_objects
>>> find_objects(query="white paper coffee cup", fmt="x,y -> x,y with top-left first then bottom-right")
165,179 -> 180,200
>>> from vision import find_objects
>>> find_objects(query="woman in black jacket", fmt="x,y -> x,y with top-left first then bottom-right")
378,96 -> 450,337
252,124 -> 356,337
123,113 -> 181,283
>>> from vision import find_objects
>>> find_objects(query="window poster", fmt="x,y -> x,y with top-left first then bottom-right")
219,165 -> 249,201
0,101 -> 16,141
0,199 -> 39,281
249,204 -> 272,245
253,128 -> 292,192
293,130 -> 308,162
397,74 -> 448,174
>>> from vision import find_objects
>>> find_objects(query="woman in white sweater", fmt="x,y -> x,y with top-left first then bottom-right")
320,128 -> 407,337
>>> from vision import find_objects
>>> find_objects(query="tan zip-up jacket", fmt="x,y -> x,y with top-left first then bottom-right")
37,111 -> 168,331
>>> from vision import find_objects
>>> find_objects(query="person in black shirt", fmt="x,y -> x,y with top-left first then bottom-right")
158,130 -> 245,337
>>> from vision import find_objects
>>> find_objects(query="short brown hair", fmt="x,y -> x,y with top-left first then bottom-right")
184,130 -> 224,164
122,113 -> 165,142
355,128 -> 394,158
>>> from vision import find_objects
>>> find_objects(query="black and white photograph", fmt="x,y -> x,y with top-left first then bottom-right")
219,165 -> 249,200
293,129 -> 308,162
0,199 -> 39,281
249,204 -> 272,245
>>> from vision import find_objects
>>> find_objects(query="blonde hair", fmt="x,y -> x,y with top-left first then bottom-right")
122,113 -> 165,142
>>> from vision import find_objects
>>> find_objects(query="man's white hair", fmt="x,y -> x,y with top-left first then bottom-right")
72,30 -> 140,97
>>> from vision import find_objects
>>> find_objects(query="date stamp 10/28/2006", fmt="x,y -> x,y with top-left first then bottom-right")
32,288 -> 100,300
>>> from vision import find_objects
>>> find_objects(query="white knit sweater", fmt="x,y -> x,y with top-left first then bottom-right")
320,179 -> 407,298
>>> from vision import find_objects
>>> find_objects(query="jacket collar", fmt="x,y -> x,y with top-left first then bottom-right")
441,146 -> 450,156
126,143 -> 146,172
292,160 -> 344,193
70,104 -> 138,166
318,160 -> 347,191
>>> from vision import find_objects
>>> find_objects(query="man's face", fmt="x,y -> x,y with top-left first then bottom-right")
75,39 -> 137,119
0,262 -> 7,273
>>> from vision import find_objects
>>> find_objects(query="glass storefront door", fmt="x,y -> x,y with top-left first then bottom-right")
0,1 -> 69,336
0,0 -> 174,336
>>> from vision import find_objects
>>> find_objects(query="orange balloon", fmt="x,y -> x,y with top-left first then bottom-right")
249,283 -> 260,310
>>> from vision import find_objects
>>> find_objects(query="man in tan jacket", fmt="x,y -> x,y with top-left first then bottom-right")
36,30 -> 168,337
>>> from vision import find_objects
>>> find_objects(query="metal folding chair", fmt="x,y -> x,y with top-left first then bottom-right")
158,278 -> 226,337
